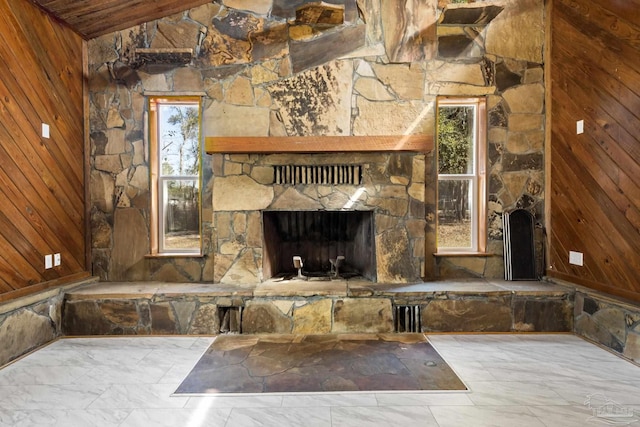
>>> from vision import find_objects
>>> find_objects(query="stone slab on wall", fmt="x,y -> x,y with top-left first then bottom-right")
422,296 -> 513,332
0,304 -> 59,366
0,278 -> 98,366
574,291 -> 640,364
62,295 -> 248,335
421,293 -> 573,333
513,297 -> 573,332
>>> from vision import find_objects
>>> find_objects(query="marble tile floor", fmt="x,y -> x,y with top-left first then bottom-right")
1,333 -> 640,426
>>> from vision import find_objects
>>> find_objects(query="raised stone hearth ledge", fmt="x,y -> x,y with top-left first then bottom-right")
0,277 -> 99,366
205,135 -> 434,154
62,280 -> 574,336
566,279 -> 640,365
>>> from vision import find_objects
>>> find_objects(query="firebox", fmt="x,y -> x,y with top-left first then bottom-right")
262,210 -> 376,281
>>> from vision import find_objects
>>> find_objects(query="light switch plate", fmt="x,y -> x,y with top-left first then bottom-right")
45,254 -> 53,269
54,253 -> 61,267
42,123 -> 50,138
576,120 -> 584,135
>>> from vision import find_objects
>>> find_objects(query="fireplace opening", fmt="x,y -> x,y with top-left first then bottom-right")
262,210 -> 376,281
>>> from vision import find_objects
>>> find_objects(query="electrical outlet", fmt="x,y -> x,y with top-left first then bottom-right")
569,251 -> 584,266
45,254 -> 53,269
54,253 -> 61,267
576,120 -> 584,135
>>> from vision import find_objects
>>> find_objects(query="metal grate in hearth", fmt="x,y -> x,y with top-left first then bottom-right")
394,305 -> 421,333
218,306 -> 242,334
274,165 -> 362,185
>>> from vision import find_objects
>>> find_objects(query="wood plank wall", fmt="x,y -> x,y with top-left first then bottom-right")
549,0 -> 640,302
0,0 -> 88,301
32,0 -> 213,39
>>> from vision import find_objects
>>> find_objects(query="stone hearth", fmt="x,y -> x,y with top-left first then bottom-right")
62,279 -> 574,336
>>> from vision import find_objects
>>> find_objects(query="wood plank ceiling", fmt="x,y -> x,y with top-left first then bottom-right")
30,0 -> 213,39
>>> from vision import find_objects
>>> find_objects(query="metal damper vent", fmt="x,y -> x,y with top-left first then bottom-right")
394,305 -> 421,333
274,165 -> 362,185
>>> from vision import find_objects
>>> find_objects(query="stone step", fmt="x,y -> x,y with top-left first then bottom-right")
62,279 -> 574,335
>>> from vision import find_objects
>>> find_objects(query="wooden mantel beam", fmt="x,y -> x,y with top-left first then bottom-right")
205,135 -> 434,154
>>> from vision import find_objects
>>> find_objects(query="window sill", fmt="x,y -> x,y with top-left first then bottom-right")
434,252 -> 494,257
145,253 -> 204,259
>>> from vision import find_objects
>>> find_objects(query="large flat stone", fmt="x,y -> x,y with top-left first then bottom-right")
204,103 -> 270,137
513,298 -> 572,332
213,175 -> 274,211
289,25 -> 365,74
371,63 -> 425,100
268,60 -> 353,136
150,303 -> 177,334
376,228 -> 415,283
503,84 -> 544,114
293,299 -> 332,334
101,300 -> 140,327
422,298 -> 512,332
0,309 -> 57,365
151,19 -> 202,49
63,300 -> 114,335
242,301 -> 292,333
485,0 -> 544,63
353,99 -> 434,136
109,208 -> 149,281
592,307 -> 627,344
333,298 -> 393,333
381,0 -> 436,62
189,303 -> 220,334
575,313 -> 624,353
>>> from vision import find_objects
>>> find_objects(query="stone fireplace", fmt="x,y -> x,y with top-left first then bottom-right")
211,151 -> 427,286
262,210 -> 376,281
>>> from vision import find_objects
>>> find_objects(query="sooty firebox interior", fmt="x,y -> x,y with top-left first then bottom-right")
262,210 -> 376,281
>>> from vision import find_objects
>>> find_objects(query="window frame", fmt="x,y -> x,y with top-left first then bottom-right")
436,97 -> 487,254
149,96 -> 203,256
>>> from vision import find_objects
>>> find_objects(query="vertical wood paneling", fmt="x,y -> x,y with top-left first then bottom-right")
0,0 -> 88,300
549,0 -> 640,301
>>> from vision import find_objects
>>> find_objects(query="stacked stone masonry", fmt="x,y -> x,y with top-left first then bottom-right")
62,284 -> 574,336
88,0 -> 545,283
574,291 -> 640,364
0,278 -> 99,366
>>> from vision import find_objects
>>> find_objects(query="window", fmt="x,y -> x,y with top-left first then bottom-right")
436,97 -> 486,252
149,97 -> 202,254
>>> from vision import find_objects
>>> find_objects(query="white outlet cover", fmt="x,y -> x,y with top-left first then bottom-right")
42,123 -> 50,138
576,120 -> 584,135
45,254 -> 53,269
569,251 -> 584,266
54,253 -> 61,267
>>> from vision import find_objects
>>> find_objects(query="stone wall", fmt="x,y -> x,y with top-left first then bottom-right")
87,0 -> 545,282
574,290 -> 640,364
0,279 -> 97,365
63,294 -> 242,335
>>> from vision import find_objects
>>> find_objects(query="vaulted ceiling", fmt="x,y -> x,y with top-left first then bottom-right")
31,0 -> 213,39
